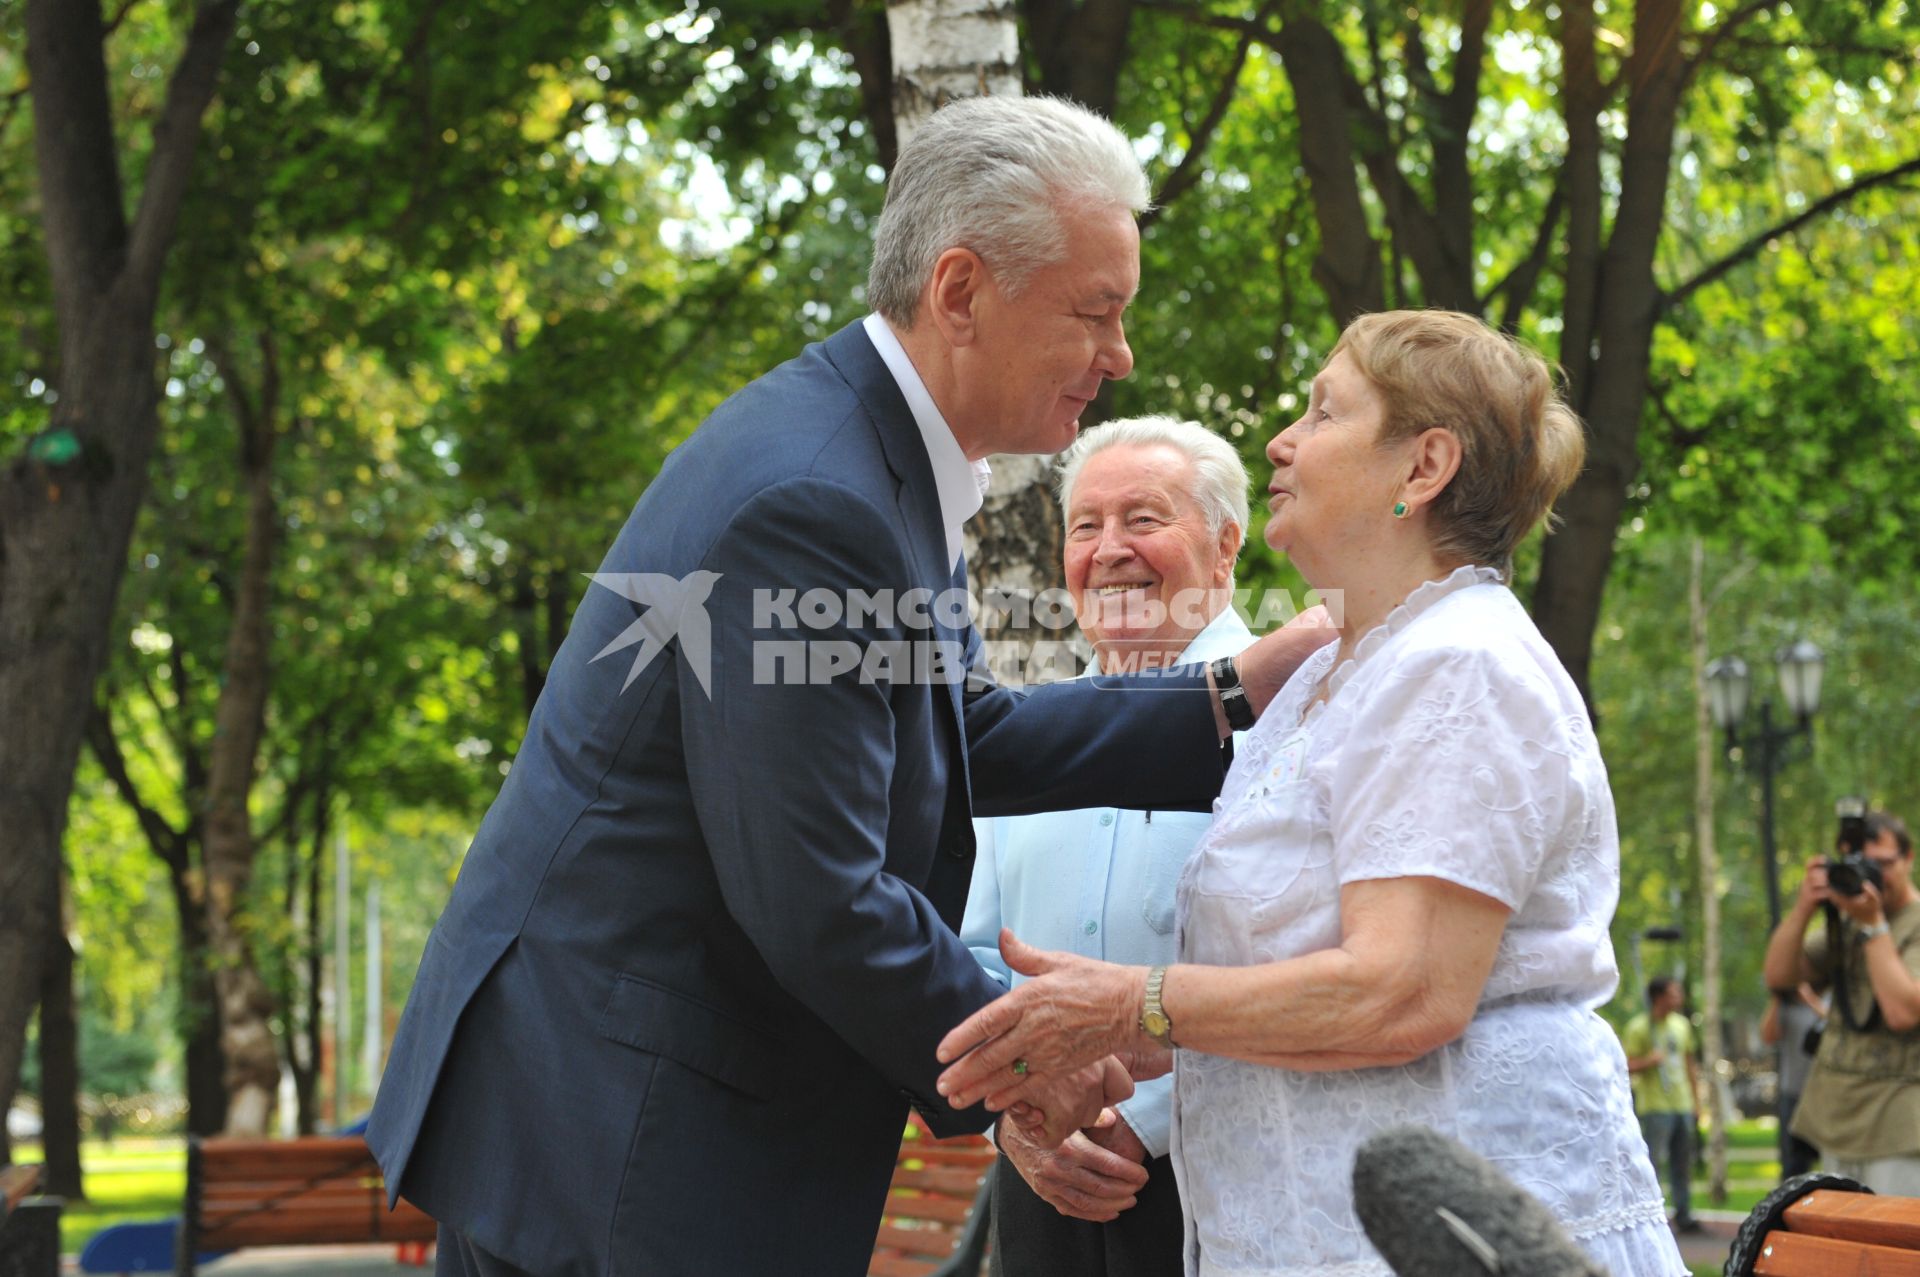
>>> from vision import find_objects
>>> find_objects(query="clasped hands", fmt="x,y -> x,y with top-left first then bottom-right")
937,931 -> 1172,1214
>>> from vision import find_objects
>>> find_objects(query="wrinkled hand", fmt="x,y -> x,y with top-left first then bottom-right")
1006,1056 -> 1134,1148
937,930 -> 1147,1112
998,1116 -> 1149,1223
1237,604 -> 1337,718
1085,1111 -> 1150,1164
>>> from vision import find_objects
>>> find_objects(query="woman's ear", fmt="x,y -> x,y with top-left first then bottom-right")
1401,428 -> 1462,512
926,247 -> 987,348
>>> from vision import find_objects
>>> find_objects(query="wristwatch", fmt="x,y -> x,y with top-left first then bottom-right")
1860,921 -> 1892,941
1210,656 -> 1256,731
1141,965 -> 1176,1044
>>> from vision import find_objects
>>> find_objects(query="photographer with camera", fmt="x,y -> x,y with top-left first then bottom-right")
1763,808 -> 1920,1193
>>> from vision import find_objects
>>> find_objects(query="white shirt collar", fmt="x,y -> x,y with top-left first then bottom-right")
863,313 -> 991,573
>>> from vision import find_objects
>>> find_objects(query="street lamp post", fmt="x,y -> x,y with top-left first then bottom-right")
1705,640 -> 1826,928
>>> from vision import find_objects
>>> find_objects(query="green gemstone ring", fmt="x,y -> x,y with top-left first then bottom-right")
1011,1058 -> 1029,1076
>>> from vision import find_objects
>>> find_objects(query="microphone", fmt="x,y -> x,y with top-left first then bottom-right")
1352,1126 -> 1607,1276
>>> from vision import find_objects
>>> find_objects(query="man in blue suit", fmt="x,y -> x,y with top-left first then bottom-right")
369,95 -> 1327,1277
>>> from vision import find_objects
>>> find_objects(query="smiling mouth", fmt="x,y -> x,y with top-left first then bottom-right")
1093,583 -> 1152,595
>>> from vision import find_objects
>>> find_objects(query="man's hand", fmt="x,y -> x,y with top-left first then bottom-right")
1005,1055 -> 1134,1148
997,1117 -> 1148,1223
1085,1111 -> 1151,1165
1229,604 -> 1337,726
1795,857 -> 1835,916
1834,879 -> 1888,929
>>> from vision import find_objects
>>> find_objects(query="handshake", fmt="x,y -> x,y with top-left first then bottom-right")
934,930 -> 1176,1222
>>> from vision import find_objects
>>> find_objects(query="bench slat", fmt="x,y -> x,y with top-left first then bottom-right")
867,1254 -> 941,1277
884,1193 -> 975,1226
889,1165 -> 988,1195
200,1203 -> 438,1248
1782,1190 -> 1920,1250
0,1164 -> 43,1214
874,1223 -> 961,1259
1752,1229 -> 1920,1276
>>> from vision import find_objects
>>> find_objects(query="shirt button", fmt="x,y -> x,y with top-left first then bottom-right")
1100,813 -> 1114,826
1084,921 -> 1098,935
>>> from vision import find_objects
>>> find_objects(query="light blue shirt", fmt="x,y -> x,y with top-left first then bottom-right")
959,606 -> 1254,1158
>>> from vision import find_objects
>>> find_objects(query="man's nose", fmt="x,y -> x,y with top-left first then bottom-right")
1092,525 -> 1134,563
1096,321 -> 1133,381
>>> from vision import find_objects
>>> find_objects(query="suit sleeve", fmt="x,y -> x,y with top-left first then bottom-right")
962,625 -> 1227,817
679,476 -> 1003,1131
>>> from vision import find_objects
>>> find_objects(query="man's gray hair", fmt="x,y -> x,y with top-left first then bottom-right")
1054,416 -> 1251,548
867,96 -> 1150,326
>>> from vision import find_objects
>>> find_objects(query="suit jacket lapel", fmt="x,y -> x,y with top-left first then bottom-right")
821,322 -> 970,777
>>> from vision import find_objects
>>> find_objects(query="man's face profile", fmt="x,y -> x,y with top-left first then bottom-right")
960,203 -> 1139,457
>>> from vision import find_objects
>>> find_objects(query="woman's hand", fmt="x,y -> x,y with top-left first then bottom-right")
936,930 -> 1151,1111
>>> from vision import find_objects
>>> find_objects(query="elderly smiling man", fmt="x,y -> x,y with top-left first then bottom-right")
962,417 -> 1254,1277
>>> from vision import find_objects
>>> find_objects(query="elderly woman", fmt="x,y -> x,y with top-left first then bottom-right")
936,311 -> 1686,1276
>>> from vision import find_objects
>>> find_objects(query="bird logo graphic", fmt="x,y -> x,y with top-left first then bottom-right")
584,570 -> 723,696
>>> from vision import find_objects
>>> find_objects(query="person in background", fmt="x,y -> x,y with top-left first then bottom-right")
1623,977 -> 1702,1233
962,416 -> 1254,1276
1761,981 -> 1828,1180
1764,812 -> 1920,1194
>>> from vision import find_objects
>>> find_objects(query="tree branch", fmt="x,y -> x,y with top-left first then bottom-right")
122,0 -> 241,301
1142,7 -> 1266,228
1663,155 -> 1920,312
1484,176 -> 1566,328
25,0 -> 129,305
1686,0 -> 1784,80
86,701 -> 188,874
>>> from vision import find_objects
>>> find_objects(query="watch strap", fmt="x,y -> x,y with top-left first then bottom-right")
1211,655 -> 1255,731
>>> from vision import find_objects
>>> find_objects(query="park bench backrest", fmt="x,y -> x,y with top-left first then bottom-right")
0,1165 -> 42,1220
1729,1176 -> 1920,1276
870,1116 -> 995,1277
183,1136 -> 436,1253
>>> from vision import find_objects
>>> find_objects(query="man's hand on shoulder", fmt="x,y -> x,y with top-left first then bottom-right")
1221,605 -> 1337,731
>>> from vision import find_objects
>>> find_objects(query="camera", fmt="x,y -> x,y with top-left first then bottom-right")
1825,797 -> 1882,898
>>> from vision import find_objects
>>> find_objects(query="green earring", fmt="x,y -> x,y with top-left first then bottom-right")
1392,500 -> 1409,519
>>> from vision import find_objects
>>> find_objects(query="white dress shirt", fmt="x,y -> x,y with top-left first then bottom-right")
862,313 -> 992,573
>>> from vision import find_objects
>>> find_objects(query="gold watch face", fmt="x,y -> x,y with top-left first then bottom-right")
1143,1009 -> 1171,1038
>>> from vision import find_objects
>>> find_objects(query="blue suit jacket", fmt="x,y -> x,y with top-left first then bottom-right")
366,322 -> 1226,1277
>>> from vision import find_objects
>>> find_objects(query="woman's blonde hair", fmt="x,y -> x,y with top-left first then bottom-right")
1331,310 -> 1586,572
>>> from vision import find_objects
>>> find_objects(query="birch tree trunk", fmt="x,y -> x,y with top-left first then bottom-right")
885,0 -> 1066,685
1689,538 -> 1731,1202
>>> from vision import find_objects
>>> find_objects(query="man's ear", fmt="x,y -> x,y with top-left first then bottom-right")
1400,427 -> 1462,512
926,247 -> 987,348
1213,521 -> 1242,587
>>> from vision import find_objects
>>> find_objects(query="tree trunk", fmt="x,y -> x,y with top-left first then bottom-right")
1026,0 -> 1134,117
36,867 -> 83,1201
1689,539 -> 1730,1203
885,0 -> 1020,145
200,343 -> 286,1136
172,861 -> 229,1137
1531,0 -> 1688,707
0,0 -> 238,1123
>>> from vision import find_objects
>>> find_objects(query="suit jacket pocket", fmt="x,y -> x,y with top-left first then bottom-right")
595,974 -> 779,1101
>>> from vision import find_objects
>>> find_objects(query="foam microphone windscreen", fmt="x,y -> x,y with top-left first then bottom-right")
1351,1126 -> 1608,1276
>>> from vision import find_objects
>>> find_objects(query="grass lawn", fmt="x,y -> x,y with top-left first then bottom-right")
9,1138 -> 186,1255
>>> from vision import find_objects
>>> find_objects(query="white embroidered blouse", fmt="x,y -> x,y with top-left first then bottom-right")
1169,566 -> 1685,1277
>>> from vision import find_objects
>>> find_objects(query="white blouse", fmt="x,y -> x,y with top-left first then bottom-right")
1170,566 -> 1685,1277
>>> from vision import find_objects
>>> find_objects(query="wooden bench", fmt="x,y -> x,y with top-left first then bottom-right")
870,1116 -> 996,1277
0,1164 -> 59,1277
1725,1173 -> 1920,1275
177,1136 -> 436,1276
0,1166 -> 41,1221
